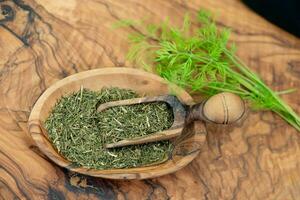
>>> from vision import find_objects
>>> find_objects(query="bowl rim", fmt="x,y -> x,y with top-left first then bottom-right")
28,67 -> 203,179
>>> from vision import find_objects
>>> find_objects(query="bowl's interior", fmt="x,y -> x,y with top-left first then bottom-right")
28,68 -> 206,179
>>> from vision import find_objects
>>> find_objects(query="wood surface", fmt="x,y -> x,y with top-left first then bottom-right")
0,0 -> 300,199
28,67 -> 205,179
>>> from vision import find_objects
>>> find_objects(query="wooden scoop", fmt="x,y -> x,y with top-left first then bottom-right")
97,92 -> 245,148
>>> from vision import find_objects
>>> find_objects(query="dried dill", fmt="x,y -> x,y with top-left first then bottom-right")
44,87 -> 174,169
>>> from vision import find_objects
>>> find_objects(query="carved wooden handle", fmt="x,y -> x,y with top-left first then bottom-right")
104,128 -> 183,149
186,92 -> 245,124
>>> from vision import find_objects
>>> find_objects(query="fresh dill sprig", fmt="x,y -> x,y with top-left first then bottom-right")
120,10 -> 300,131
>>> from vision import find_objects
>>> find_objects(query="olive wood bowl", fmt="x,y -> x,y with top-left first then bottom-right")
28,68 -> 206,180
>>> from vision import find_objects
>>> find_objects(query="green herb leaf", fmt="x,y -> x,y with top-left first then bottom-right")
121,9 -> 300,131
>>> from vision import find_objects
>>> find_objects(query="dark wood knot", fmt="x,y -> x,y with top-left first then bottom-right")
0,4 -> 14,23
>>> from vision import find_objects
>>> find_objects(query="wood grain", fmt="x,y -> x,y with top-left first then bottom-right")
0,0 -> 300,199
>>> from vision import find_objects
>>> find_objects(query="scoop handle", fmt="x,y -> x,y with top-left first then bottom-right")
104,128 -> 182,149
186,92 -> 245,124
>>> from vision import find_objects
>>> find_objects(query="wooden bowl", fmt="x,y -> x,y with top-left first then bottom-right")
28,68 -> 206,179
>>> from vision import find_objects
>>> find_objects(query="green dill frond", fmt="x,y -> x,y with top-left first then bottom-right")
197,9 -> 213,25
182,13 -> 191,36
119,9 -> 300,131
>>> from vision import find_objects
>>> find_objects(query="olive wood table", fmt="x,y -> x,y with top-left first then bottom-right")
0,0 -> 299,199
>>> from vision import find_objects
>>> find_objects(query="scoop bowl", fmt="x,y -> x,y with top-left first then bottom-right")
28,67 -> 207,180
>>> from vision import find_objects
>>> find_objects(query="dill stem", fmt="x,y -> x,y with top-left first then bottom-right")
206,85 -> 248,95
225,51 -> 300,131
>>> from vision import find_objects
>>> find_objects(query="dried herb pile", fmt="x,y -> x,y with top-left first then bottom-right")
45,87 -> 174,169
